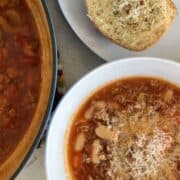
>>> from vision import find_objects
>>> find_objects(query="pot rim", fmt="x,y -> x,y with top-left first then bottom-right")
11,0 -> 58,178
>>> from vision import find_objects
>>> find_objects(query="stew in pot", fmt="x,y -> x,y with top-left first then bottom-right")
0,0 -> 41,164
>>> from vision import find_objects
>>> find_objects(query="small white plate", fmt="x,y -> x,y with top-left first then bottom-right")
57,0 -> 180,62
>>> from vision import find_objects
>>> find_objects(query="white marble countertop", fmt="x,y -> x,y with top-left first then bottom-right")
16,0 -> 104,179
47,0 -> 103,90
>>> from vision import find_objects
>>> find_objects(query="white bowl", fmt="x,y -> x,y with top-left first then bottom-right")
45,57 -> 180,180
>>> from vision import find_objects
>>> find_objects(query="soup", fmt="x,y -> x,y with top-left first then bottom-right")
0,1 -> 41,164
68,77 -> 180,180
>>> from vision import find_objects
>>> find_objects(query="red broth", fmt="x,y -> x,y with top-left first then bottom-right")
0,1 -> 41,164
68,77 -> 180,180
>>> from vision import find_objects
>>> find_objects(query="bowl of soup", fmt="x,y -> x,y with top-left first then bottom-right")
46,57 -> 179,180
0,0 -> 57,178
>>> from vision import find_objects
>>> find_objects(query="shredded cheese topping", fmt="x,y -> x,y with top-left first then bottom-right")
109,128 -> 177,179
93,90 -> 179,179
129,129 -> 173,178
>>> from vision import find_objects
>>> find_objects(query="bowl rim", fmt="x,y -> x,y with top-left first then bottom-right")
11,0 -> 58,178
45,57 -> 179,180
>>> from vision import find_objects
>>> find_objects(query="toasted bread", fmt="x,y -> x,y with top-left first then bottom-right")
85,0 -> 176,51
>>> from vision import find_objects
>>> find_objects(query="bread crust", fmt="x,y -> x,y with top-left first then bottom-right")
85,0 -> 177,51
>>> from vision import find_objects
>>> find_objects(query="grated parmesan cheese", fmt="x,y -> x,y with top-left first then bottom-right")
129,129 -> 173,178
